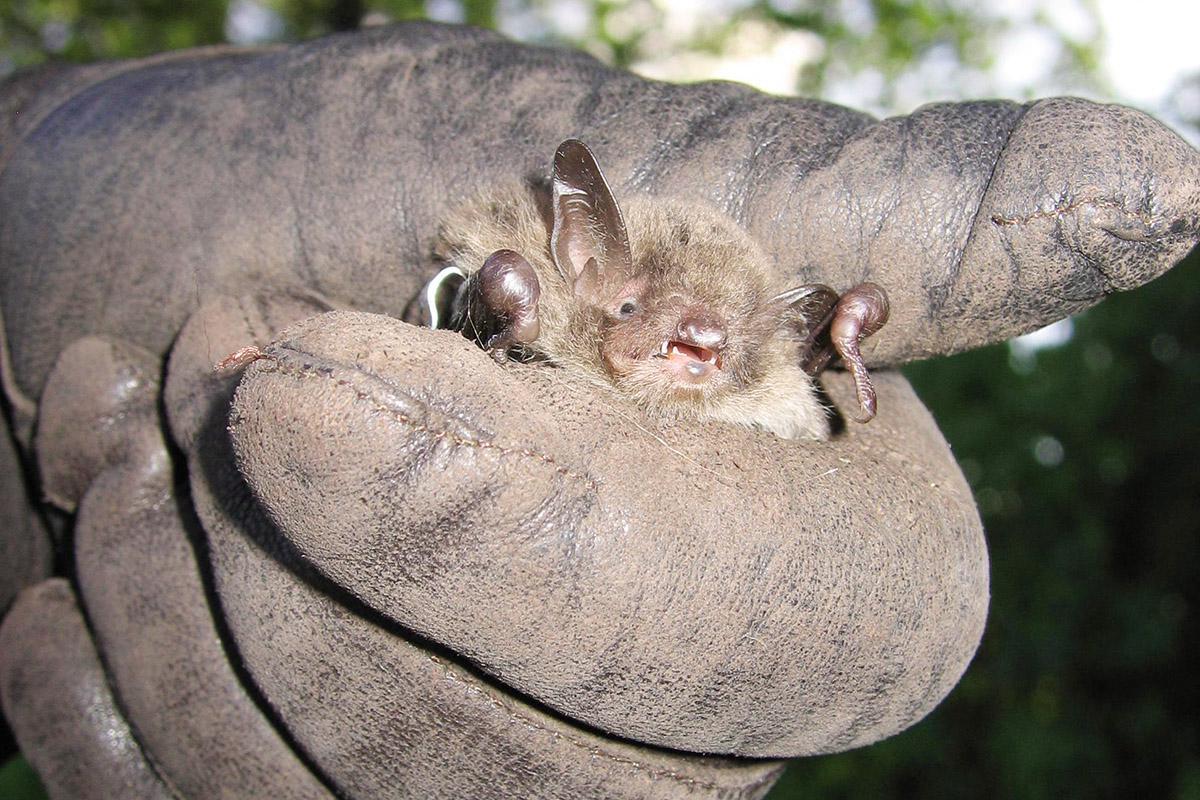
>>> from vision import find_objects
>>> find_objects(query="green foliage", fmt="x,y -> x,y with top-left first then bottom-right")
1,0 -> 1105,110
0,0 -> 227,66
0,755 -> 47,800
762,0 -> 999,96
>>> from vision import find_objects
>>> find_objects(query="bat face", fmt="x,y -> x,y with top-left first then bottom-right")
601,288 -> 736,401
581,221 -> 786,414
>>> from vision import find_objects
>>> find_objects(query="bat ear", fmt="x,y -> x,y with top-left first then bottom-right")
775,284 -> 838,335
550,139 -> 633,301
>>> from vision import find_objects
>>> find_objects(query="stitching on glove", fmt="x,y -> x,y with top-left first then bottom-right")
990,197 -> 1154,227
247,356 -> 599,491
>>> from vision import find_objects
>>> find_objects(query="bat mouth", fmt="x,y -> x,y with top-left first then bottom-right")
653,339 -> 722,384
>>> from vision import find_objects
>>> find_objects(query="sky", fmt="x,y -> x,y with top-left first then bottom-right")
1095,0 -> 1200,146
1097,0 -> 1200,114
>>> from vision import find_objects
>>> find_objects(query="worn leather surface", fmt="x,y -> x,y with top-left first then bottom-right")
35,335 -> 336,798
0,420 -> 50,614
226,310 -> 987,757
163,291 -> 787,798
0,579 -> 173,799
0,21 -> 1196,800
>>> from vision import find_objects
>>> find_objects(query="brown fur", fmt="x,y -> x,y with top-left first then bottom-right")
436,183 -> 829,440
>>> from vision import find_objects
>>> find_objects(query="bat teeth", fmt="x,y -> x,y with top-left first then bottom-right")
659,340 -> 722,372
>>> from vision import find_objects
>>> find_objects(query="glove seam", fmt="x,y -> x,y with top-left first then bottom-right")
244,355 -> 599,491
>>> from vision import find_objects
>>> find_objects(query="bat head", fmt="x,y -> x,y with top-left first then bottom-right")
548,139 -> 823,416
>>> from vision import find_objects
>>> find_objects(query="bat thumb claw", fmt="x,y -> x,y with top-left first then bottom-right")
851,375 -> 878,423
830,282 -> 890,424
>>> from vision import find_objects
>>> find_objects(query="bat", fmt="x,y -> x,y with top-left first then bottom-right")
424,139 -> 889,440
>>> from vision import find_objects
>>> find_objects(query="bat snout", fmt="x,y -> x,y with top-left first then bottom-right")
643,309 -> 729,386
676,311 -> 727,352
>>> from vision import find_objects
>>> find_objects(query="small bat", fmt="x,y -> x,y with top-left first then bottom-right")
425,139 -> 889,440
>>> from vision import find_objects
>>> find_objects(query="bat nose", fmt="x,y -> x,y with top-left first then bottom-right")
678,312 -> 727,350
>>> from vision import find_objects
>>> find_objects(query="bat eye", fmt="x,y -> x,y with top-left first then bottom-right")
617,299 -> 639,319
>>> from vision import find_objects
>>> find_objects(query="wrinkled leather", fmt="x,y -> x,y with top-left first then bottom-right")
226,310 -> 986,757
39,336 -> 334,798
0,580 -> 173,799
0,421 -> 49,613
164,291 -> 787,798
0,21 -> 1197,800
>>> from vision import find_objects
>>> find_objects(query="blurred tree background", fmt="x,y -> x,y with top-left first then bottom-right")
1,1 -> 1197,798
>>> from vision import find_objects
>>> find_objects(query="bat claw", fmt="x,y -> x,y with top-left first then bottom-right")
784,281 -> 889,423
